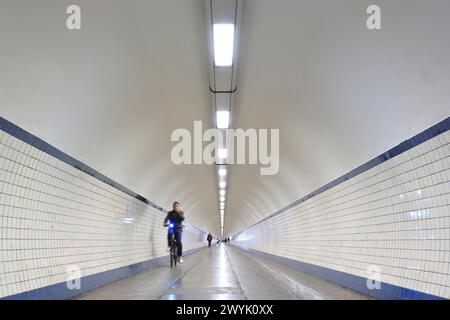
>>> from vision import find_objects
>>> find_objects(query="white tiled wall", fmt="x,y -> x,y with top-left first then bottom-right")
234,130 -> 450,299
0,130 -> 206,299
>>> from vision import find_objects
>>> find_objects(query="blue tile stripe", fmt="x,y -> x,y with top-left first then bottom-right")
1,246 -> 206,300
234,245 -> 445,300
0,116 -> 166,212
0,115 -> 208,299
0,116 -> 213,238
233,117 -> 450,238
231,117 -> 449,300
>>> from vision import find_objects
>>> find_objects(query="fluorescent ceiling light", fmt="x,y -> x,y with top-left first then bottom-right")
219,181 -> 226,188
219,190 -> 225,196
218,148 -> 228,160
216,111 -> 230,129
218,168 -> 227,176
213,24 -> 235,67
220,196 -> 225,202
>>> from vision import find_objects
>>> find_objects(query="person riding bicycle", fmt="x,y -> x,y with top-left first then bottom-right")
163,201 -> 185,263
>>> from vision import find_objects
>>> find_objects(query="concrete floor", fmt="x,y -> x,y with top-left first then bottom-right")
74,245 -> 371,300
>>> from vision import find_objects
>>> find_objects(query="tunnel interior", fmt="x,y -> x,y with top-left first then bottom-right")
0,0 -> 449,300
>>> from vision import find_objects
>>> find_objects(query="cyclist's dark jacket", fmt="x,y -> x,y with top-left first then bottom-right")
164,210 -> 185,229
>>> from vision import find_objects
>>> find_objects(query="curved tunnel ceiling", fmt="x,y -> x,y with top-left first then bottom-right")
1,0 -> 449,236
0,0 -> 219,234
226,0 -> 450,235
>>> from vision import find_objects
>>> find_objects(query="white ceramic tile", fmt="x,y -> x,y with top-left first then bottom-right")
234,132 -> 450,299
0,132 -> 207,298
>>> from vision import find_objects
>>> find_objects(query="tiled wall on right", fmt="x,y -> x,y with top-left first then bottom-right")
233,120 -> 450,299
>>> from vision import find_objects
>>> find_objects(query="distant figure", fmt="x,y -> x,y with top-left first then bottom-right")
207,233 -> 213,247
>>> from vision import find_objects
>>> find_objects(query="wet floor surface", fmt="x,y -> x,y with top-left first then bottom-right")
74,245 -> 372,300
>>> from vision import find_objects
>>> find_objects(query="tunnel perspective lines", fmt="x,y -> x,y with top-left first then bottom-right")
0,116 -> 208,300
75,244 -> 370,300
232,117 -> 450,300
157,251 -> 211,300
205,0 -> 244,238
1,0 -> 450,303
223,246 -> 247,300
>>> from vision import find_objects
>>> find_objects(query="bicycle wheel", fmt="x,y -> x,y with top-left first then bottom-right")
173,242 -> 178,266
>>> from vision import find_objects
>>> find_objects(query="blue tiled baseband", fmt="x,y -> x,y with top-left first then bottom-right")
233,117 -> 450,237
233,245 -> 445,300
232,117 -> 449,300
0,115 -> 208,299
2,246 -> 206,300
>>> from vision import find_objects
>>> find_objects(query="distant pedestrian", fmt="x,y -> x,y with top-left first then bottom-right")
207,233 -> 213,247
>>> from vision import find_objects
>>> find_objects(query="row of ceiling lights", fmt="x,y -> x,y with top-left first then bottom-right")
215,23 -> 232,235
205,0 -> 243,237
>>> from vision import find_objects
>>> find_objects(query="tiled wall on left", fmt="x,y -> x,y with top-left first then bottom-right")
0,120 -> 207,299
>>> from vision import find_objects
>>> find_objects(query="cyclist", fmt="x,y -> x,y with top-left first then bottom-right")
163,201 -> 185,263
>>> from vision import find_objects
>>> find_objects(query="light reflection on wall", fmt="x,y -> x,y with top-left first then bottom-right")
121,217 -> 136,224
408,209 -> 430,220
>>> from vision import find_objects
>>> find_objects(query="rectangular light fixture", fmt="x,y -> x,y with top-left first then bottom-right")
218,168 -> 227,176
219,181 -> 226,188
219,190 -> 225,196
218,148 -> 228,160
213,24 -> 235,67
216,111 -> 230,129
220,196 -> 225,202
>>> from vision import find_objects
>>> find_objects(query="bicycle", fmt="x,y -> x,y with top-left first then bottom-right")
165,222 -> 178,267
